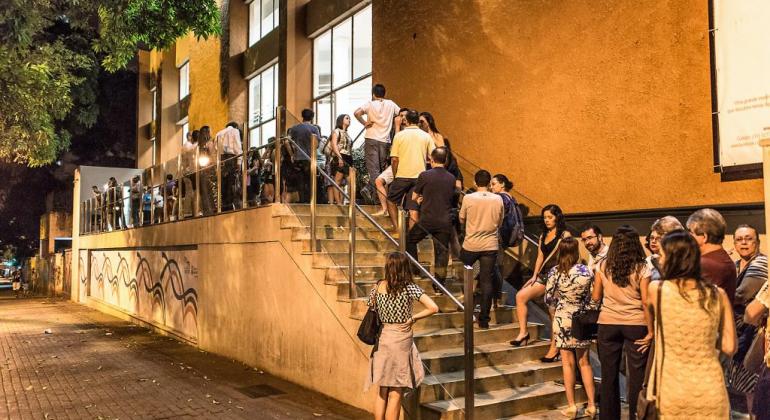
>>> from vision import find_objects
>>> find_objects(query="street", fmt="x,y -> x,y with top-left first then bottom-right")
0,291 -> 368,419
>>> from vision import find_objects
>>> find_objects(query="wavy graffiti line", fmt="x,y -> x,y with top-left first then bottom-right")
160,252 -> 199,318
79,255 -> 88,285
135,253 -> 166,323
117,253 -> 138,309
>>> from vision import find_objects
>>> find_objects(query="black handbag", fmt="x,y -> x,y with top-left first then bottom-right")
572,308 -> 600,340
357,289 -> 382,345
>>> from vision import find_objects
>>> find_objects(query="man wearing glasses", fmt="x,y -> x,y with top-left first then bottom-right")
580,224 -> 608,273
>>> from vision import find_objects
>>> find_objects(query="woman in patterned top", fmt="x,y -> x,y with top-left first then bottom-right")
745,277 -> 770,420
544,237 -> 597,418
367,252 -> 438,420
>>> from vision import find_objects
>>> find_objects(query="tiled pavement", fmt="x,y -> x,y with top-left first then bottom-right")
0,292 -> 368,420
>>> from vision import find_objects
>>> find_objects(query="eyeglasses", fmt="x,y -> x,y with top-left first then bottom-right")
735,237 -> 757,243
649,235 -> 663,243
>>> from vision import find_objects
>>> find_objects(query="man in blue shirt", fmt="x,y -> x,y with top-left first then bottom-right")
288,109 -> 322,203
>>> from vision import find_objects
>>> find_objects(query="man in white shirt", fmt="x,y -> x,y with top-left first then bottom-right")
214,122 -> 243,211
459,170 -> 504,329
580,224 -> 608,273
354,84 -> 400,206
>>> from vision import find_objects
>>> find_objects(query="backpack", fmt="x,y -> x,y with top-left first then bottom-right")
508,197 -> 525,247
319,132 -> 333,157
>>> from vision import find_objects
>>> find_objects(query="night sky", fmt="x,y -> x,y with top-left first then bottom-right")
0,66 -> 138,260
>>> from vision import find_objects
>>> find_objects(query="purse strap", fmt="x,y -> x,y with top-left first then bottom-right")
651,282 -> 664,400
539,235 -> 563,275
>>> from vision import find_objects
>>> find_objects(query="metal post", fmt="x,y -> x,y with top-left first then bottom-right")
348,167 -> 357,299
162,167 -> 168,222
242,121 -> 249,209
216,138 -> 222,213
194,147 -> 201,217
177,154 -> 183,221
399,209 -> 408,252
463,265 -> 475,419
274,107 -> 282,204
310,134 -> 318,253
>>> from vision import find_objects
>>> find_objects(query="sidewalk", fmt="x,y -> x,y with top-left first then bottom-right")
0,291 -> 369,419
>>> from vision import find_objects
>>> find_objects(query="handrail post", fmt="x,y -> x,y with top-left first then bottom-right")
398,209 -> 407,252
216,138 -> 222,213
310,134 -> 318,253
348,167 -> 357,299
274,106 -> 282,204
194,147 -> 201,217
177,154 -> 183,221
242,121 -> 249,209
463,265 -> 475,419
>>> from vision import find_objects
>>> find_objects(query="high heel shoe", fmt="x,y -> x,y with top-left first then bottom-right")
560,405 -> 578,419
584,405 -> 597,419
509,332 -> 530,347
539,353 -> 561,363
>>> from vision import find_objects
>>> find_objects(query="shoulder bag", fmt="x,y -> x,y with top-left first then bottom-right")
637,283 -> 664,420
357,283 -> 382,345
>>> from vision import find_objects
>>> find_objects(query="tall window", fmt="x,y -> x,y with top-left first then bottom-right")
181,122 -> 189,145
248,63 -> 279,146
313,5 -> 372,140
179,61 -> 190,100
249,0 -> 279,47
151,86 -> 158,166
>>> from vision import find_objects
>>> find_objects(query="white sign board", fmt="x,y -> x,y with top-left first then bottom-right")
714,0 -> 770,167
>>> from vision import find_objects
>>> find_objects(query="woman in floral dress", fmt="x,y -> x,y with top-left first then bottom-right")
545,237 -> 597,418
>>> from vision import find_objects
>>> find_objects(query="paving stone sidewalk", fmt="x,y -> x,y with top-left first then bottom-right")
0,292 -> 369,420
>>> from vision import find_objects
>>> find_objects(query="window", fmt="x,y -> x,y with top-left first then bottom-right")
151,87 -> 158,122
249,0 -> 279,47
179,61 -> 190,100
248,63 -> 279,146
182,122 -> 189,145
312,5 -> 372,141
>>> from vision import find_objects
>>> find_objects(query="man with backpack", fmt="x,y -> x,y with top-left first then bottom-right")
490,174 -> 524,306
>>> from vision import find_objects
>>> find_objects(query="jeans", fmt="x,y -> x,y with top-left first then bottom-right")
459,249 -> 497,325
406,224 -> 452,285
597,324 -> 649,420
364,139 -> 389,204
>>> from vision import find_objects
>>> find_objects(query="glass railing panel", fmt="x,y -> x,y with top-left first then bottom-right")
179,147 -> 197,218
197,139 -> 218,216
163,156 -> 181,220
215,135 -> 243,212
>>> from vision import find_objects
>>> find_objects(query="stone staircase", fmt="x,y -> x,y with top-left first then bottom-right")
274,203 -> 586,419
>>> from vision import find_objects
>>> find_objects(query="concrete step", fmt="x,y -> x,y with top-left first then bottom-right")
284,203 -> 382,216
419,360 -> 563,404
420,341 -> 550,374
498,405 -> 597,419
413,322 -> 539,353
301,238 -> 433,254
420,382 -> 586,420
291,226 -> 393,242
280,214 -> 395,230
350,302 -> 519,329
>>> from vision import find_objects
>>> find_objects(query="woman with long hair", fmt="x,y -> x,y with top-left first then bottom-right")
591,225 -> 652,420
511,204 -> 570,363
418,112 -> 463,189
367,252 -> 439,420
329,114 -> 353,205
647,230 -> 736,418
728,224 -> 768,413
544,237 -> 596,418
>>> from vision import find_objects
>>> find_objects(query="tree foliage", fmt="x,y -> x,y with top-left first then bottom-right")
0,0 -> 221,167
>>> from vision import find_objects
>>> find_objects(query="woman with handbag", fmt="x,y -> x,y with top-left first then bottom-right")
745,278 -> 770,420
511,204 -> 571,363
646,229 -> 736,419
591,225 -> 652,420
544,237 -> 597,418
366,252 -> 439,420
728,224 -> 768,413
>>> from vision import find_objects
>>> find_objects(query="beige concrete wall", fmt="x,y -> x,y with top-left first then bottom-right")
372,0 -> 763,214
73,205 -> 375,411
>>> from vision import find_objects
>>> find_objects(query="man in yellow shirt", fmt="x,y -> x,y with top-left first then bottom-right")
386,109 -> 435,230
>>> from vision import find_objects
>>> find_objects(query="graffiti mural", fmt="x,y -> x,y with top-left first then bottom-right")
89,249 -> 199,341
78,250 -> 89,302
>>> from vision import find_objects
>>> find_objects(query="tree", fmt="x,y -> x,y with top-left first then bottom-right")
0,0 -> 221,167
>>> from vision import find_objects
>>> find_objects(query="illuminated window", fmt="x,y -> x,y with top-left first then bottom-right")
312,5 -> 371,139
179,61 -> 190,100
249,0 -> 280,47
248,63 -> 279,146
